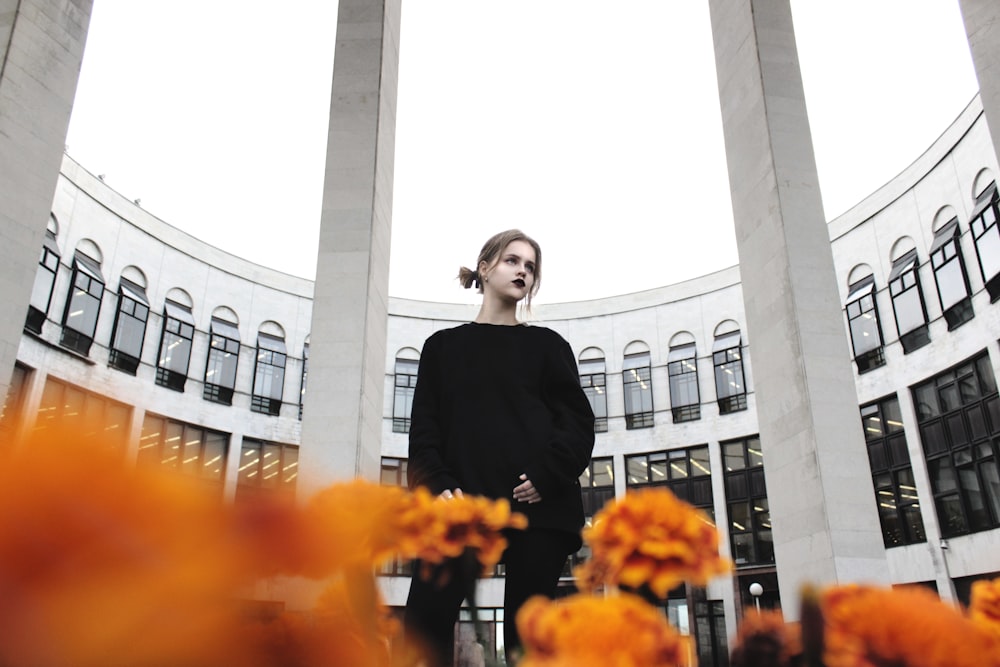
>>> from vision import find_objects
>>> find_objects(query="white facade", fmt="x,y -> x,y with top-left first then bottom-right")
5,95 -> 1000,660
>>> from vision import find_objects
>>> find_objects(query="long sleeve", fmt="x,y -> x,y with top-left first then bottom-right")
521,335 -> 595,501
407,333 -> 460,494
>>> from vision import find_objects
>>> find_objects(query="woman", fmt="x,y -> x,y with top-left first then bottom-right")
404,229 -> 596,665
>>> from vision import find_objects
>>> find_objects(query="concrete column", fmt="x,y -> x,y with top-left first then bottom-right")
958,0 -> 1000,165
707,0 -> 889,617
0,0 -> 92,399
298,0 -> 401,494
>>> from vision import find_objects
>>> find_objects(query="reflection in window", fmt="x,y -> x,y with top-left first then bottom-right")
26,229 -> 60,334
35,377 -> 130,455
579,358 -> 608,433
930,219 -> 974,329
393,358 -> 419,433
59,251 -> 105,356
970,182 -> 1000,301
138,413 -> 228,488
911,352 -> 1000,538
204,317 -> 240,405
861,396 -> 926,547
237,438 -> 298,501
723,436 -> 772,566
626,446 -> 713,520
108,279 -> 149,375
156,300 -> 195,392
668,344 -> 700,422
251,333 -> 286,416
713,332 -> 747,414
623,352 -> 654,429
845,276 -> 885,373
888,250 -> 930,353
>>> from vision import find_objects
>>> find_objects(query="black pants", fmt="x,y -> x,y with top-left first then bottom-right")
403,528 -> 575,666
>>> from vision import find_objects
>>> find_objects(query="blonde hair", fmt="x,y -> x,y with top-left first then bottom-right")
457,229 -> 542,308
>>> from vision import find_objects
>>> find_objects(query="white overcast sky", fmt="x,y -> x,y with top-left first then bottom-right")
64,1 -> 979,305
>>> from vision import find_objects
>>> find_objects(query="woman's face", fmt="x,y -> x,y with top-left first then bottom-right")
481,240 -> 537,303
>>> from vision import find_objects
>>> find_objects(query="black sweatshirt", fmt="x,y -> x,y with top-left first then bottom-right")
408,322 -> 596,539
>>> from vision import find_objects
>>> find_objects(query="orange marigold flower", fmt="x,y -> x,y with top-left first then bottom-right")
574,488 -> 731,597
971,578 -> 1000,644
729,609 -> 801,667
517,592 -> 692,667
396,487 -> 528,574
821,584 -> 1000,667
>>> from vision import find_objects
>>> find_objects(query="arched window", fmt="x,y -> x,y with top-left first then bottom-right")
667,333 -> 700,423
578,348 -> 607,433
969,181 -> 1000,301
712,324 -> 747,414
59,245 -> 105,356
887,243 -> 930,354
844,269 -> 886,373
204,309 -> 241,405
108,269 -> 150,375
25,214 -> 60,334
929,217 -> 974,329
252,322 -> 287,416
622,343 -> 653,430
156,289 -> 195,392
393,349 -> 420,433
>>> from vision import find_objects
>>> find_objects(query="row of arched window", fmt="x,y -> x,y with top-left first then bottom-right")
845,180 -> 1000,372
26,218 -> 308,418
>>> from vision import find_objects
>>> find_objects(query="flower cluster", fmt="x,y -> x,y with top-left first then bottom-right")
516,593 -> 692,667
971,577 -> 1000,643
573,488 -> 732,597
0,424 -> 527,666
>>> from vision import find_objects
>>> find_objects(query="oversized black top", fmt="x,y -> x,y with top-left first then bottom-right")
408,322 -> 596,538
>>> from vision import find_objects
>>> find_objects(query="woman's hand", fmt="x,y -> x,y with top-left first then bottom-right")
440,488 -> 463,500
513,474 -> 542,504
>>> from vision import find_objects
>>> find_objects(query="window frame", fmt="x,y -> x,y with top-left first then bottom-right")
579,358 -> 608,433
969,182 -> 1000,302
236,437 -> 299,501
930,218 -> 974,330
622,351 -> 654,429
845,275 -> 886,373
626,446 -> 713,520
668,343 -> 701,423
392,358 -> 419,433
251,332 -> 286,416
713,332 -> 747,414
722,435 -> 772,567
59,251 -> 105,356
137,413 -> 229,488
204,317 -> 241,405
26,229 -> 60,334
888,250 -> 930,354
108,278 -> 149,375
156,300 -> 195,392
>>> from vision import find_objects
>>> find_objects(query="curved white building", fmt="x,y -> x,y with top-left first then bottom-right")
3,92 -> 999,663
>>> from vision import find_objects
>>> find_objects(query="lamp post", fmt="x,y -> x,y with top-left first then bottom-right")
749,582 -> 763,613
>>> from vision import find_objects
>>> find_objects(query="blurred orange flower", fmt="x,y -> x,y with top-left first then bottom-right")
574,488 -> 731,597
396,487 -> 528,574
517,592 -> 691,667
729,609 -> 801,667
821,584 -> 1000,667
971,578 -> 1000,643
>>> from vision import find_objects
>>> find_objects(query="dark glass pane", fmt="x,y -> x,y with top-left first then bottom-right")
887,434 -> 910,467
960,467 -> 990,531
862,404 -> 883,440
724,443 -> 745,471
690,447 -> 710,476
868,442 -> 887,471
902,504 -> 926,543
928,457 -> 957,492
980,460 -> 1000,527
731,532 -> 755,565
977,356 -> 998,394
726,474 -> 748,500
627,457 -> 648,484
919,421 -> 947,456
937,494 -> 967,537
968,404 -> 988,441
946,413 -> 969,447
913,383 -> 939,420
749,468 -> 767,495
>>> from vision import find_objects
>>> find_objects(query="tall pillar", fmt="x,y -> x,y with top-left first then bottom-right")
707,0 -> 889,617
0,0 -> 92,398
298,0 -> 401,494
958,0 -> 1000,163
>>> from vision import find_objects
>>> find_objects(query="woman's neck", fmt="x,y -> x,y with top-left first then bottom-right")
474,298 -> 520,325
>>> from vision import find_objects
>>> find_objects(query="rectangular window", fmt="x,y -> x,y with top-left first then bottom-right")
156,300 -> 195,392
204,317 -> 240,405
713,332 -> 747,414
59,251 -> 105,356
579,358 -> 608,433
138,413 -> 228,487
393,358 -> 419,433
35,377 -> 130,455
668,344 -> 700,422
236,438 -> 298,501
299,343 -> 309,420
626,446 -> 713,520
861,395 -> 926,547
108,279 -> 149,375
565,456 -> 617,577
379,457 -> 413,576
912,351 -> 1000,537
251,333 -> 286,416
26,230 -> 60,334
695,600 -> 729,667
888,250 -> 930,353
845,276 -> 886,373
930,219 -> 974,330
970,182 -> 1000,301
623,352 -> 654,429
723,436 -> 772,566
